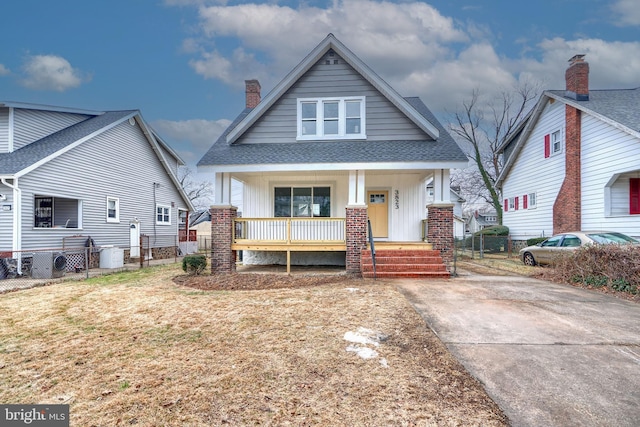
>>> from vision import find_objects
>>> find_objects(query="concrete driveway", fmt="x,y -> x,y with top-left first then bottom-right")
396,270 -> 640,427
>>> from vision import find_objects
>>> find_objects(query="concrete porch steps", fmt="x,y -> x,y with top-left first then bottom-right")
361,248 -> 450,279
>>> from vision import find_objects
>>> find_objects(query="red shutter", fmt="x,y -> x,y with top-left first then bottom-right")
504,199 -> 508,212
523,194 -> 528,209
631,178 -> 640,214
544,134 -> 550,158
514,196 -> 519,210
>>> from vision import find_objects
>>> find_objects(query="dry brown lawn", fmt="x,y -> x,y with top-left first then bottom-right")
0,264 -> 507,426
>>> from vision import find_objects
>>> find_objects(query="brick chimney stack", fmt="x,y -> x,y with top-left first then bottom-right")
565,54 -> 589,101
245,79 -> 261,108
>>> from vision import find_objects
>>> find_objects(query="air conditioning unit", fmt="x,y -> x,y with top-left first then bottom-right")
31,252 -> 67,279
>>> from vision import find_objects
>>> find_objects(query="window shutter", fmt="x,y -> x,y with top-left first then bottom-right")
523,194 -> 528,209
514,196 -> 519,211
544,134 -> 550,158
631,178 -> 640,214
504,199 -> 508,212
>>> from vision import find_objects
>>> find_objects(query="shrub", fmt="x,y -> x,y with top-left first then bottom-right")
182,254 -> 207,275
526,237 -> 547,246
549,244 -> 640,295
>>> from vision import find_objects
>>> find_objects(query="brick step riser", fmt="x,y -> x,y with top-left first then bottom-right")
361,256 -> 443,264
362,271 -> 450,279
362,250 -> 441,257
361,264 -> 447,273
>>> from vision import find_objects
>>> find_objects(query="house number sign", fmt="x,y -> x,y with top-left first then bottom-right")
394,190 -> 400,209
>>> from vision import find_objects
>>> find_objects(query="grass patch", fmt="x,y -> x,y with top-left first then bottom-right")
0,265 -> 507,425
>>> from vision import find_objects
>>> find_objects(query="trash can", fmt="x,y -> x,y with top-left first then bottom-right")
99,246 -> 124,268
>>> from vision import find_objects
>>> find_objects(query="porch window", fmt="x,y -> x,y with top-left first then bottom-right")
34,195 -> 81,228
274,187 -> 331,217
156,204 -> 171,225
106,197 -> 119,223
297,97 -> 365,140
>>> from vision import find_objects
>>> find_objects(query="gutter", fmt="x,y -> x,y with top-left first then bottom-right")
1,177 -> 22,273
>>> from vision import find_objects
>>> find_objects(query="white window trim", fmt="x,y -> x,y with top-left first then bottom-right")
106,197 -> 120,223
296,96 -> 366,140
551,129 -> 563,156
508,197 -> 515,210
156,204 -> 171,225
527,192 -> 537,209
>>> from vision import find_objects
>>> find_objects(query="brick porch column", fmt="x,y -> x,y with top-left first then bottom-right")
427,204 -> 454,264
345,206 -> 368,275
210,205 -> 237,274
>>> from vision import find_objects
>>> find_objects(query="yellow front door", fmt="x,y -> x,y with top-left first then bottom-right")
367,191 -> 388,238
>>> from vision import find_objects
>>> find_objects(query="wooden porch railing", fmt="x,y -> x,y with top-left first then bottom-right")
233,217 -> 346,247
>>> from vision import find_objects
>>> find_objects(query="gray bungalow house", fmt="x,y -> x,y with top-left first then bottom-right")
198,34 -> 467,277
0,102 -> 194,273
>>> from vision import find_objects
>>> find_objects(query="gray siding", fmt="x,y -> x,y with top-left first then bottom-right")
239,51 -> 426,144
17,120 -> 189,250
13,109 -> 90,150
0,183 -> 12,250
158,143 -> 180,176
0,108 -> 8,153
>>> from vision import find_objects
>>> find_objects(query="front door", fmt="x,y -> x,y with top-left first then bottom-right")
367,191 -> 389,238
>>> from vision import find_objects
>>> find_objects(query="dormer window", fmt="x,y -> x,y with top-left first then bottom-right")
297,97 -> 365,140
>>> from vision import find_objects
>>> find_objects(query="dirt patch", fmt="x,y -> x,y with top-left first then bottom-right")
174,272 -> 370,291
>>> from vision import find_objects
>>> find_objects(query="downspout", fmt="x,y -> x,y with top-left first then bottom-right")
1,177 -> 22,273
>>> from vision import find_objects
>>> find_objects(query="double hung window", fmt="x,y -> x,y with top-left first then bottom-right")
107,197 -> 119,222
156,204 -> 171,225
297,97 -> 365,140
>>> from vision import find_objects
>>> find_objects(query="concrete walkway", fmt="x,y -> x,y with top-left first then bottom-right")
396,270 -> 640,427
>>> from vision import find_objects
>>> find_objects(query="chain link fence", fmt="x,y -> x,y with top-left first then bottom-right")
455,234 -> 520,260
0,234 -> 182,293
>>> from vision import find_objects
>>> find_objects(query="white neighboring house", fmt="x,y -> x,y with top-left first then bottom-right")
426,183 -> 465,239
0,102 -> 194,274
497,55 -> 640,241
197,34 -> 467,275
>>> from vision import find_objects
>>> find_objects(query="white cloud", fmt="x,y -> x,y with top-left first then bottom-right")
0,64 -> 9,76
511,38 -> 640,90
20,55 -> 88,91
152,118 -> 231,164
171,1 -> 640,118
611,0 -> 640,26
190,0 -> 468,88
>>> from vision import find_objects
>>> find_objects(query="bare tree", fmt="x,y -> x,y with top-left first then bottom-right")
450,82 -> 539,224
178,167 -> 213,210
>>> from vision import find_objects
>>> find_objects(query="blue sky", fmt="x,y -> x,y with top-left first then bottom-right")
1,0 -> 639,168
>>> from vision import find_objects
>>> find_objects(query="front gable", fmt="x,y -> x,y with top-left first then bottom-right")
237,49 -> 429,145
225,33 -> 439,146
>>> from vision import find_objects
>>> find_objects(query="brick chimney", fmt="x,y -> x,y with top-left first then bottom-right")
245,79 -> 261,109
565,54 -> 589,101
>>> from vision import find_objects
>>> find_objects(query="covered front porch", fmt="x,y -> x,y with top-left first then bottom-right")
209,168 -> 456,276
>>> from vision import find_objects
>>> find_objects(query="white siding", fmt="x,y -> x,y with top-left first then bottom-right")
241,171 -> 427,242
17,120 -> 189,250
502,100 -> 566,240
13,109 -> 89,150
239,51 -> 427,144
581,113 -> 640,238
0,108 -> 8,153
